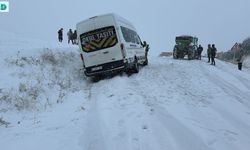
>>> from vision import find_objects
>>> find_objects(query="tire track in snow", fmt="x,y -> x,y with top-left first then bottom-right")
199,64 -> 250,137
83,80 -> 94,100
138,58 -> 250,150
80,77 -> 151,150
129,67 -> 211,150
217,61 -> 250,91
153,105 -> 211,150
79,82 -> 109,150
142,58 -> 250,149
78,57 -> 250,150
125,78 -> 173,150
200,65 -> 250,109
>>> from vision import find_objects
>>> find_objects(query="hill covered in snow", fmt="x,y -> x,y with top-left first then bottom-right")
1,31 -> 250,150
244,55 -> 250,68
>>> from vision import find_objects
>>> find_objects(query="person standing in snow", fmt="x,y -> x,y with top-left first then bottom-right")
237,58 -> 243,70
237,50 -> 244,70
197,45 -> 203,60
142,41 -> 150,64
58,28 -> 63,42
211,44 -> 217,66
207,44 -> 212,63
72,30 -> 77,45
67,29 -> 73,44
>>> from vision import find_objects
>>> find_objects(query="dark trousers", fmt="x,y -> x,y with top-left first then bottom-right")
58,36 -> 63,42
208,54 -> 211,62
238,63 -> 242,70
211,57 -> 215,65
68,39 -> 73,44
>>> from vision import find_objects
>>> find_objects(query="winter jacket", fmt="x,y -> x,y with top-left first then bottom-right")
67,31 -> 73,39
211,47 -> 217,57
73,32 -> 77,39
197,46 -> 203,54
58,30 -> 63,37
207,47 -> 212,56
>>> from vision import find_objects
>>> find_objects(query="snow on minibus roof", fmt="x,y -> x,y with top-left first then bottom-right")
76,13 -> 135,29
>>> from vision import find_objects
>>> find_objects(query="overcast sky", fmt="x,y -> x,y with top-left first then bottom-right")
1,0 -> 250,54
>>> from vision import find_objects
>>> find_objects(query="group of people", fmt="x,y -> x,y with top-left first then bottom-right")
207,44 -> 217,66
196,44 -> 217,66
57,28 -> 78,45
198,44 -> 244,70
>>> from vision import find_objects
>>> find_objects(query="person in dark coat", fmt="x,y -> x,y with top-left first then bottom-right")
237,58 -> 243,70
237,50 -> 244,70
58,28 -> 63,42
207,44 -> 211,63
211,44 -> 217,66
72,30 -> 77,44
197,45 -> 203,60
142,41 -> 149,65
67,29 -> 73,44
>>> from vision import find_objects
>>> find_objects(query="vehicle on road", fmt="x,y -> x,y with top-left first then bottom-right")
173,35 -> 198,60
76,13 -> 148,77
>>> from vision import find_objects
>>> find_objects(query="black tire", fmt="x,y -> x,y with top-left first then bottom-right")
188,51 -> 194,60
173,52 -> 176,59
91,75 -> 102,82
173,50 -> 178,59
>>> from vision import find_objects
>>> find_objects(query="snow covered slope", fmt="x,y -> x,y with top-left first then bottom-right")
1,32 -> 250,150
244,56 -> 250,68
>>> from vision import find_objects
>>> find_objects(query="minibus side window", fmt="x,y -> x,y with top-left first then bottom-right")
121,26 -> 139,44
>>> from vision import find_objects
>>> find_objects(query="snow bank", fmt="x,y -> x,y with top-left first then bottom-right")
0,30 -> 85,111
0,48 -> 85,111
243,55 -> 250,68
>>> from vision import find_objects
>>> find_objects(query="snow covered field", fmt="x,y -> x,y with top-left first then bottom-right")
244,56 -> 250,68
1,32 -> 250,150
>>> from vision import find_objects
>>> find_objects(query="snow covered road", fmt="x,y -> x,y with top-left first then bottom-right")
77,57 -> 250,150
1,40 -> 250,150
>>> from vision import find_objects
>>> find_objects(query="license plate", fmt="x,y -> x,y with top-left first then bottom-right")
91,66 -> 102,71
